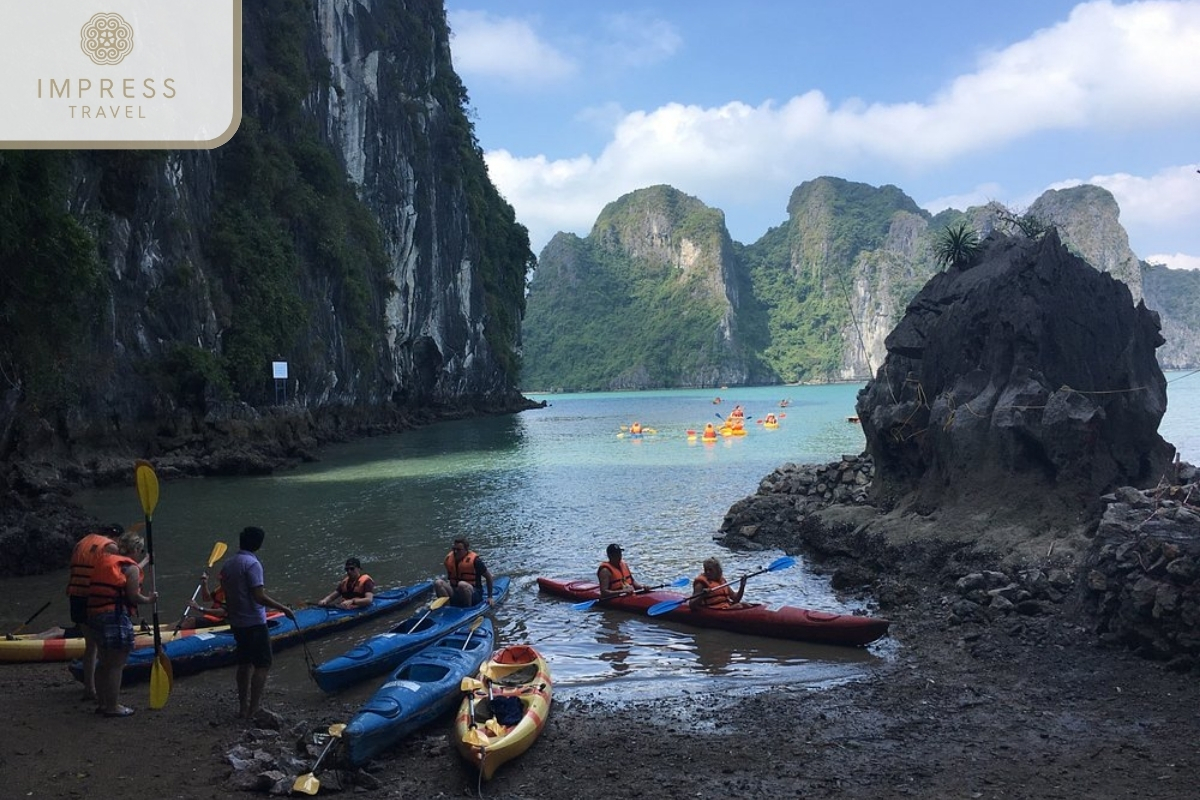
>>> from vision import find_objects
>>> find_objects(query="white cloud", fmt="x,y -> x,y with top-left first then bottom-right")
448,10 -> 576,86
481,1 -> 1200,256
1147,253 -> 1200,270
596,13 -> 682,68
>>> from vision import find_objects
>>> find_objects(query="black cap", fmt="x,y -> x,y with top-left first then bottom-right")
606,543 -> 622,556
345,557 -> 361,569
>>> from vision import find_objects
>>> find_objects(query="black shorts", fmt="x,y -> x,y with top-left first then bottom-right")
232,624 -> 273,668
70,595 -> 88,625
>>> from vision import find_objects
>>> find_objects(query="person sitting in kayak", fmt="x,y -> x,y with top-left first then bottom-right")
181,570 -> 229,628
435,538 -> 496,607
690,558 -> 748,610
598,543 -> 645,598
629,421 -> 643,435
702,422 -> 718,440
317,558 -> 376,610
764,413 -> 778,425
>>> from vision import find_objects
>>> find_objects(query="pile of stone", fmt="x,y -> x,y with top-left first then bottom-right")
1083,480 -> 1200,669
752,455 -> 874,507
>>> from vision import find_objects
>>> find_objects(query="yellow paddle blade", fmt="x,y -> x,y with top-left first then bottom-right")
149,653 -> 171,709
328,723 -> 346,737
293,773 -> 320,795
134,460 -> 159,518
462,728 -> 490,747
460,677 -> 485,692
207,541 -> 228,566
485,718 -> 506,736
429,596 -> 449,610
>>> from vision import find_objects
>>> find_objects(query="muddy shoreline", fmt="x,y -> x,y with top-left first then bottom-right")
3,573 -> 1196,799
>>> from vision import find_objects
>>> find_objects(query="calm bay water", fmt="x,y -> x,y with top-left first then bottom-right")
7,373 -> 1199,702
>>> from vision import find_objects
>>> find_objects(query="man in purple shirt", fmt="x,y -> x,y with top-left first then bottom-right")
218,526 -> 294,720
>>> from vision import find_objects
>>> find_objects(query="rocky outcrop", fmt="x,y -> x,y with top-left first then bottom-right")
856,230 -> 1173,528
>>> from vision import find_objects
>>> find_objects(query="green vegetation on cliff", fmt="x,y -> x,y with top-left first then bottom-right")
521,188 -> 734,391
0,153 -> 103,410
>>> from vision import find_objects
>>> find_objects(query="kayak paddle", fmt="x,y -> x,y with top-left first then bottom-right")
293,723 -> 346,795
136,460 -> 172,709
6,600 -> 52,639
460,616 -> 484,650
170,540 -> 228,634
646,556 -> 797,616
402,596 -> 449,630
571,577 -> 690,610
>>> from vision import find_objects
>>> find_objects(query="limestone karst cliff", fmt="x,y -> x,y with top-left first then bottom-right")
0,0 -> 535,465
522,177 -> 1196,391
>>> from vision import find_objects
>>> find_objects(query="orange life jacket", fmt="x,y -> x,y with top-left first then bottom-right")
66,533 -> 115,597
198,585 -> 227,623
693,574 -> 732,608
702,423 -> 717,440
445,551 -> 479,585
630,423 -> 642,434
336,572 -> 374,599
87,554 -> 140,617
599,560 -> 634,592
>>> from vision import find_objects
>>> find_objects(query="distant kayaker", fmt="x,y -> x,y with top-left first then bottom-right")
764,413 -> 778,425
317,557 -> 376,610
597,543 -> 645,598
435,537 -> 496,608
690,558 -> 748,610
702,422 -> 718,440
219,525 -> 295,721
629,421 -> 643,435
65,522 -> 122,702
88,530 -> 157,717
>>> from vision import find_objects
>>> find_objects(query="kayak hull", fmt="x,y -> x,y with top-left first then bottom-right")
67,581 -> 433,683
313,576 -> 510,693
536,578 -> 889,647
342,617 -> 495,766
453,644 -> 552,781
1,623 -> 220,663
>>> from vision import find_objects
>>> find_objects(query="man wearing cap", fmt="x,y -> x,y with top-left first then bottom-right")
598,544 -> 645,599
317,557 -> 376,610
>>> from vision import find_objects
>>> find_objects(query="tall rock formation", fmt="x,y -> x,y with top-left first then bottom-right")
856,230 -> 1173,528
521,186 -> 770,391
1027,185 -> 1143,303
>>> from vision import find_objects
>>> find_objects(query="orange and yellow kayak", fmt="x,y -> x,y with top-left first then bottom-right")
454,644 -> 552,780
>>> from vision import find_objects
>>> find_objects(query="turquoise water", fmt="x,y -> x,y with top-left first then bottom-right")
7,374 -> 1199,701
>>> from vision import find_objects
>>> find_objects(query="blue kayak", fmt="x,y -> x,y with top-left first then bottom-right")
313,576 -> 510,693
342,616 -> 495,766
68,581 -> 433,683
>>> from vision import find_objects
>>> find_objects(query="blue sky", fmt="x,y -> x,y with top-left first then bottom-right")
444,0 -> 1200,269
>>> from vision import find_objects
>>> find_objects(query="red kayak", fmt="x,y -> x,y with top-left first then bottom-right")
536,578 -> 889,647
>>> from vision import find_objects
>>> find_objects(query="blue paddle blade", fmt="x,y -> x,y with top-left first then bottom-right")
571,599 -> 598,611
667,577 -> 690,588
647,598 -> 681,616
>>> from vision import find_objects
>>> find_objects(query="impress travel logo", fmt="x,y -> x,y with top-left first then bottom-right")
1,1 -> 242,148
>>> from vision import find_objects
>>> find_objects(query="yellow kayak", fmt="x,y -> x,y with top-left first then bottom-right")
0,622 -> 225,663
454,644 -> 552,780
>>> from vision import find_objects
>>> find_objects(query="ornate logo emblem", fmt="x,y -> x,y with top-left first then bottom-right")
80,12 -> 134,66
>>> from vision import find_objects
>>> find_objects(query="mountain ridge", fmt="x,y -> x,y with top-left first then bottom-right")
521,178 -> 1195,391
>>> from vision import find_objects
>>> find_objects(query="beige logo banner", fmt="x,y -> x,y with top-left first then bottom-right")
1,1 -> 242,149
